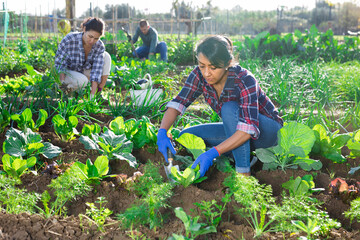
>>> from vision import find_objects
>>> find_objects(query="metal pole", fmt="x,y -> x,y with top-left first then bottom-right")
90,2 -> 92,17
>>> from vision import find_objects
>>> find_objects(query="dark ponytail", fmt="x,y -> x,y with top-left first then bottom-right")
81,17 -> 105,35
195,35 -> 234,68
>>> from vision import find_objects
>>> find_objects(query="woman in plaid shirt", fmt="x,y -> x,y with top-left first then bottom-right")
55,17 -> 111,99
157,35 -> 283,177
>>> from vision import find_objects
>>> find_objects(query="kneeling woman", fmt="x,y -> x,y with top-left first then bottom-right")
157,35 -> 283,177
55,17 -> 111,99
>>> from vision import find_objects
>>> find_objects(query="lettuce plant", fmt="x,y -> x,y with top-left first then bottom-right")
70,156 -> 112,185
2,154 -> 36,179
311,124 -> 350,163
3,127 -> 61,160
11,108 -> 48,132
347,129 -> 360,158
256,122 -> 322,171
52,114 -> 79,142
79,129 -> 137,168
176,133 -> 206,159
81,123 -> 101,137
282,175 -> 323,196
109,116 -> 157,149
170,166 -> 207,188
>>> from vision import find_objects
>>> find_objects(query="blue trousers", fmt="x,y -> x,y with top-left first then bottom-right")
134,41 -> 168,62
179,101 -> 282,173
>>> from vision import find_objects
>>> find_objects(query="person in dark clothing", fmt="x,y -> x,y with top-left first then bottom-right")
130,19 -> 167,62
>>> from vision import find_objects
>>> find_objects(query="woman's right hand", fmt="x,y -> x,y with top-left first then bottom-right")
157,128 -> 176,163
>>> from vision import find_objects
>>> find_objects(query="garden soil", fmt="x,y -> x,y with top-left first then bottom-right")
1,113 -> 360,239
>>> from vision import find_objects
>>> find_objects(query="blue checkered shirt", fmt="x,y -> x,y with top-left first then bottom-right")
167,65 -> 283,140
55,32 -> 105,83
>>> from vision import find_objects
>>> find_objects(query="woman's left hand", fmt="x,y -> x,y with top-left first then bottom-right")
191,147 -> 220,177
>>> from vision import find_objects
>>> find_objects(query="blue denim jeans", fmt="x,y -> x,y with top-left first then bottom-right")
179,101 -> 282,173
134,41 -> 168,62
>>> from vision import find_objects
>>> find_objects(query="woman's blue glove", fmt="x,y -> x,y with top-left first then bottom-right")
191,147 -> 220,177
157,128 -> 176,163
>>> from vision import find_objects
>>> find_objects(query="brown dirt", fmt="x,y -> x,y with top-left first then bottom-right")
1,112 -> 360,239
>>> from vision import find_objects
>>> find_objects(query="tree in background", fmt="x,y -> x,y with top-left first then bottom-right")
336,2 -> 360,34
171,0 -> 212,35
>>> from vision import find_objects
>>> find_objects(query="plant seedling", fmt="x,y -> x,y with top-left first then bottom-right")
282,175 -> 324,196
170,165 -> 207,188
292,218 -> 320,240
52,114 -> 79,142
1,154 -> 37,179
312,124 -> 350,163
85,197 -> 113,232
70,156 -> 114,185
11,108 -> 48,132
169,207 -> 216,240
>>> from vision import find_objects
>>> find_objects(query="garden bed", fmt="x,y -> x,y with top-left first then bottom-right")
1,111 -> 360,239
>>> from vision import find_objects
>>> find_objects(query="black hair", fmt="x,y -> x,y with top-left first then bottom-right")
81,17 -> 105,35
195,35 -> 234,68
139,19 -> 149,28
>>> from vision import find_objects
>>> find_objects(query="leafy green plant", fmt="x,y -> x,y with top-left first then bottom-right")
11,108 -> 48,132
170,165 -> 207,188
52,114 -> 79,142
0,175 -> 40,214
193,193 -> 232,228
3,127 -> 61,160
176,133 -> 206,159
223,171 -> 275,216
292,218 -> 320,240
256,122 -> 322,171
40,172 -> 92,217
121,116 -> 157,149
0,101 -> 11,133
70,156 -> 112,185
128,161 -> 163,197
311,124 -> 350,163
268,194 -> 340,235
347,129 -> 360,159
54,97 -> 85,120
84,196 -> 113,232
344,197 -> 360,223
282,175 -> 323,196
247,205 -> 276,238
117,182 -> 173,231
81,123 -> 101,137
169,207 -> 216,240
79,129 -> 137,168
1,154 -> 36,179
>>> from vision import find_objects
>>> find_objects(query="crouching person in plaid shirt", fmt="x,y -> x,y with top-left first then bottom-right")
55,17 -> 111,99
157,35 -> 283,177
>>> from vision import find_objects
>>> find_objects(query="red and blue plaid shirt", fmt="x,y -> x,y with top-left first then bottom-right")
167,65 -> 283,140
55,32 -> 105,83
